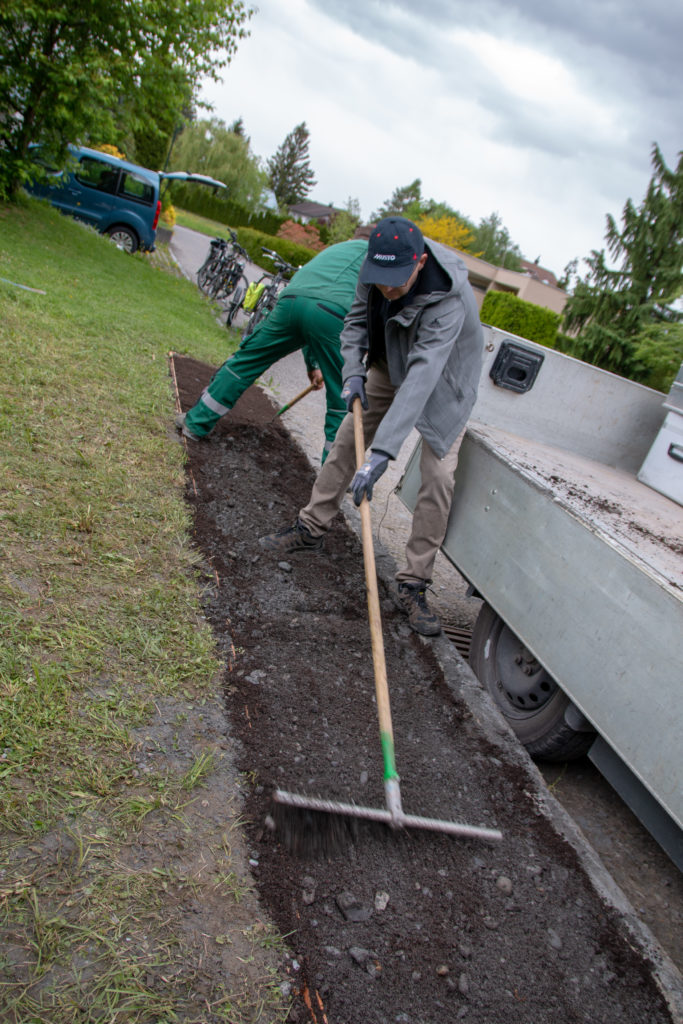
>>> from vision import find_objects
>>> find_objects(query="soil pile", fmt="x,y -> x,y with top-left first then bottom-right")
174,354 -> 676,1024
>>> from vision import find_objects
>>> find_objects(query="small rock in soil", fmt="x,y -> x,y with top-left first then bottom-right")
336,891 -> 373,923
374,890 -> 390,911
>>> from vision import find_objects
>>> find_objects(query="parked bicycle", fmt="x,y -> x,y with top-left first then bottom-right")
242,248 -> 298,337
196,230 -> 249,306
196,235 -> 228,293
210,241 -> 249,304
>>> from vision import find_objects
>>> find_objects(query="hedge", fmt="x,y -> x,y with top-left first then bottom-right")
480,290 -> 561,348
235,227 -> 317,273
169,182 -> 285,237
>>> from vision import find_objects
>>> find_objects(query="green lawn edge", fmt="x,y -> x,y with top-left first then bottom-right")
0,199 -> 290,1022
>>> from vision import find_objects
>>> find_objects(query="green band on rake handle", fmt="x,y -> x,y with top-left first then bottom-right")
273,382 -> 316,419
380,731 -> 399,782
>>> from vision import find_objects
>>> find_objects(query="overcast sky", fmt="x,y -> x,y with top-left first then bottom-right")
199,0 -> 682,277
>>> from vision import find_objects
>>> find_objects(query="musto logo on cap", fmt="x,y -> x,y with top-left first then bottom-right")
373,253 -> 396,262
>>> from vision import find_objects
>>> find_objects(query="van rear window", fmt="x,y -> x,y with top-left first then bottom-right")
119,172 -> 154,206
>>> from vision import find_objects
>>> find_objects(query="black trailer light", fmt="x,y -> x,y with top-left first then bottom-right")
490,340 -> 545,393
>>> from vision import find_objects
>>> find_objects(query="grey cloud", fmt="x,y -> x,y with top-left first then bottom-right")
309,0 -> 682,162
320,0 -> 683,74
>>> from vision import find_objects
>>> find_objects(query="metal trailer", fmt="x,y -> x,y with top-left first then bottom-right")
395,326 -> 683,869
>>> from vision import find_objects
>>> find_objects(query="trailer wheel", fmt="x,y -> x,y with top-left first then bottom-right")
469,602 -> 595,762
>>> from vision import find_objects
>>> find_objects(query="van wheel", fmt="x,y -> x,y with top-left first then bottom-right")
469,602 -> 595,762
107,225 -> 138,253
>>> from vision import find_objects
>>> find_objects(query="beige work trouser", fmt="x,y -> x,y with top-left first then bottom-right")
298,363 -> 466,584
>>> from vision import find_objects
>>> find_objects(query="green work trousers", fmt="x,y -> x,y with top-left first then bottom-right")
184,293 -> 347,458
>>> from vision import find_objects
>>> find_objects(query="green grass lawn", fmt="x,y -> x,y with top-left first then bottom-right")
172,207 -> 236,240
0,199 -> 288,1022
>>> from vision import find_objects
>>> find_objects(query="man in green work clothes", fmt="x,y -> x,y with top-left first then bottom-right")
175,238 -> 368,462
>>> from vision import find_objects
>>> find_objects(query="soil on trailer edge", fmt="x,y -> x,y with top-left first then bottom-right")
173,354 -> 681,1024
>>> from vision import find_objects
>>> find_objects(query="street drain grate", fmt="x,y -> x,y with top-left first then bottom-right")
442,624 -> 472,661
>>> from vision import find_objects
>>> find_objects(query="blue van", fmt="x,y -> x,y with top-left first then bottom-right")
26,144 -> 225,253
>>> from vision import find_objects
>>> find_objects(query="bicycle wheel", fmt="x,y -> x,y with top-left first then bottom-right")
207,270 -> 227,300
211,262 -> 239,302
197,256 -> 220,293
221,266 -> 244,303
243,305 -> 264,337
225,282 -> 246,327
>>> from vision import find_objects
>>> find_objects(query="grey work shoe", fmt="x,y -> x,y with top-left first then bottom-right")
174,411 -> 202,440
259,519 -> 324,554
391,580 -> 441,636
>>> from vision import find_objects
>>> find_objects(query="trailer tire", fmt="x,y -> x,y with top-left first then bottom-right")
469,602 -> 595,762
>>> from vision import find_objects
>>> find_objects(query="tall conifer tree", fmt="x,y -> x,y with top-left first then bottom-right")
563,144 -> 683,378
267,122 -> 316,208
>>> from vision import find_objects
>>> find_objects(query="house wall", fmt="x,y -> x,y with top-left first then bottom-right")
455,250 -> 567,316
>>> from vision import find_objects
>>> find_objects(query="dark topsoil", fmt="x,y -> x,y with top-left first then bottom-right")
174,355 -> 677,1024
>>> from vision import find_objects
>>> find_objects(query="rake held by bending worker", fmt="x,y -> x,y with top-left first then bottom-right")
259,216 -> 484,637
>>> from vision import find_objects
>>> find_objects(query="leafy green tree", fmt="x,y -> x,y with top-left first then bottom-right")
115,56 -> 196,173
327,197 -> 361,244
371,179 -> 425,222
169,118 -> 269,210
372,182 -> 476,228
371,186 -> 521,268
267,122 -> 317,208
563,144 -> 683,381
419,198 -> 474,228
472,212 -> 523,270
228,116 -> 246,138
0,0 -> 253,200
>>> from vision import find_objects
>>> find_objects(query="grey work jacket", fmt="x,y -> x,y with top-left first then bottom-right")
340,239 -> 484,460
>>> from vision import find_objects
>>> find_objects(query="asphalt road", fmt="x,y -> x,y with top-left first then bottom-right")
167,224 -> 682,978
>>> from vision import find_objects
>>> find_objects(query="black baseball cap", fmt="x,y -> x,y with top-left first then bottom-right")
359,216 -> 425,286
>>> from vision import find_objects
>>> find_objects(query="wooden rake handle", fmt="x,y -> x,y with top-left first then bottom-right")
353,399 -> 399,782
273,381 -> 316,418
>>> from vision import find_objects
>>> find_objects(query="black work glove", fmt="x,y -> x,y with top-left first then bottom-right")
351,451 -> 389,506
341,375 -> 368,412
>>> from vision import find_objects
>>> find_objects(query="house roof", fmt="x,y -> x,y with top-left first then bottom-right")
288,201 -> 341,219
519,258 -> 560,289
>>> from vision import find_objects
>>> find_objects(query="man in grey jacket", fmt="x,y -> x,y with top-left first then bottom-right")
260,216 -> 484,636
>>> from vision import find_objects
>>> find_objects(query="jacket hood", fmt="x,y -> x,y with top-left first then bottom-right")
421,238 -> 471,298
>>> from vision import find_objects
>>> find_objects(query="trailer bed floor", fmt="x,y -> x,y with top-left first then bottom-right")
471,422 -> 683,592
